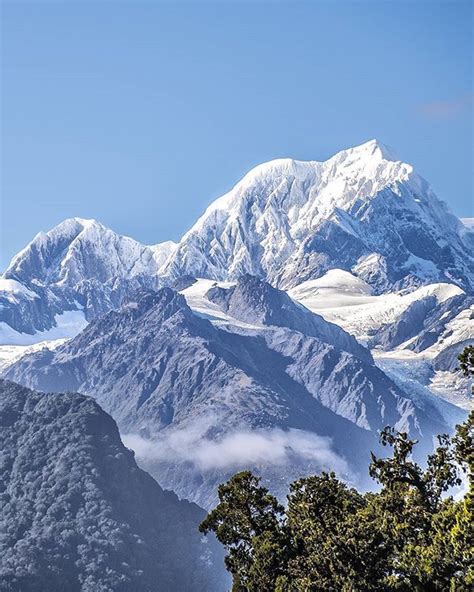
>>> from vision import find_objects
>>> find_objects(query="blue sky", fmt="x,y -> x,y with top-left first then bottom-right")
1,0 -> 472,270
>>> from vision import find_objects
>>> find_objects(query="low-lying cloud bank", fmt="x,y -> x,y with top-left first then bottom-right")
123,425 -> 349,475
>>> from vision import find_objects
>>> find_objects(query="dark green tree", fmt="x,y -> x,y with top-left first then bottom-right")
281,473 -> 386,591
199,471 -> 286,591
201,347 -> 474,591
367,426 -> 463,590
458,345 -> 474,378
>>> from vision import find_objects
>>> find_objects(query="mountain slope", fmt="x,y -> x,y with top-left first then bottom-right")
204,274 -> 371,362
5,280 -> 463,508
0,379 -> 227,592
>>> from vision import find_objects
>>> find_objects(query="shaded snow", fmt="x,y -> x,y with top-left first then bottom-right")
0,310 -> 87,345
0,339 -> 67,371
290,270 -> 464,344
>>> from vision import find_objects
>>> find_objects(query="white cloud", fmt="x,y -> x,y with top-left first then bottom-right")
418,93 -> 473,119
123,423 -> 348,475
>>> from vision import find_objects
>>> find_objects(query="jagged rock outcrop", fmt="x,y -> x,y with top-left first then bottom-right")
6,280 -> 461,507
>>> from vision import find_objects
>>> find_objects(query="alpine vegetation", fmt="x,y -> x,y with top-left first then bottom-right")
0,380 -> 228,592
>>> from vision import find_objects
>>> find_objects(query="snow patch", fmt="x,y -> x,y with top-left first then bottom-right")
0,310 -> 87,346
179,278 -> 264,330
0,339 -> 67,372
0,279 -> 38,299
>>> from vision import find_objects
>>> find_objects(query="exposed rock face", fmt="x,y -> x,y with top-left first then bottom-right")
5,280 -> 461,508
0,379 -> 228,592
206,274 -> 372,362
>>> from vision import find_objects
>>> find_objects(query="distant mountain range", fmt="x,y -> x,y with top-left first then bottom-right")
1,140 -> 473,340
1,140 -> 472,505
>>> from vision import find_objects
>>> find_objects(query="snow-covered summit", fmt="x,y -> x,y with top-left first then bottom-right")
1,140 -> 473,338
163,140 -> 473,293
1,218 -> 176,335
4,217 -> 174,286
184,139 -> 409,239
335,139 -> 407,165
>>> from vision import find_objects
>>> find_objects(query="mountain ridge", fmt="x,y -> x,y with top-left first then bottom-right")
2,139 -> 472,338
1,141 -> 472,414
0,379 -> 228,591
5,278 -> 464,508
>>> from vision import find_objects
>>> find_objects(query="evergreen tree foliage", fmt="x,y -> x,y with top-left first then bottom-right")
201,347 -> 474,591
458,345 -> 474,379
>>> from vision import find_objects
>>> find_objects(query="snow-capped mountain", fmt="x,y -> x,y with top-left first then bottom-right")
1,139 -> 472,417
5,278 -> 463,508
1,140 -> 472,342
0,379 -> 228,591
1,218 -> 176,338
162,140 -> 473,292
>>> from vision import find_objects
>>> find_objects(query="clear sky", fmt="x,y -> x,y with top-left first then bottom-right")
1,0 -> 472,270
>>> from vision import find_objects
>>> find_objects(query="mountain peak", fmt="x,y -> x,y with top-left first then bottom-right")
163,138 -> 473,293
347,139 -> 400,162
35,217 -> 104,241
4,216 -> 165,288
2,138 -> 473,339
60,216 -> 101,228
324,139 -> 404,175
236,139 -> 401,184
